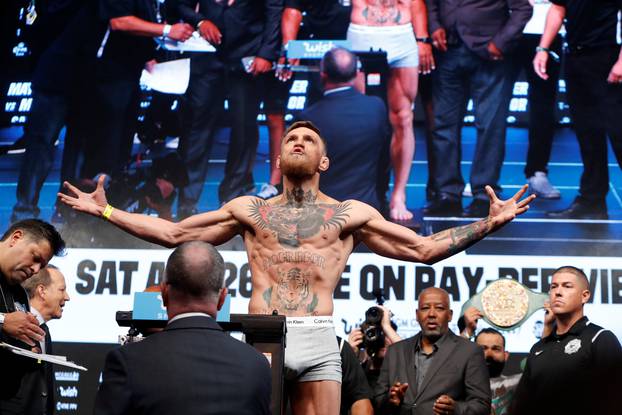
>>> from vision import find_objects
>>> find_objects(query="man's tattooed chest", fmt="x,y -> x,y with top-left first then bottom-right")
247,190 -> 351,249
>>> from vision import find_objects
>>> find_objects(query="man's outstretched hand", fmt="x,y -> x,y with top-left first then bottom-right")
487,184 -> 535,230
57,175 -> 109,217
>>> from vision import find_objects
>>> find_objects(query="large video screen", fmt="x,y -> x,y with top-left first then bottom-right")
1,2 -> 572,129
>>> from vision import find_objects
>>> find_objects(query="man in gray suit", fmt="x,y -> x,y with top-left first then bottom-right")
374,288 -> 490,414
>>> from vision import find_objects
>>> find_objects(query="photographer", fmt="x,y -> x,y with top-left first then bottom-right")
348,304 -> 402,391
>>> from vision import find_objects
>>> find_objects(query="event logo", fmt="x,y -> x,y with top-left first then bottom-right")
286,40 -> 351,59
564,339 -> 582,355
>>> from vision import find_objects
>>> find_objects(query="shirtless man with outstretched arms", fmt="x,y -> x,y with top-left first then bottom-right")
349,0 -> 434,221
58,121 -> 534,415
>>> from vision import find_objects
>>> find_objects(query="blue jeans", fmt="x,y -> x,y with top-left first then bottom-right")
430,43 -> 514,200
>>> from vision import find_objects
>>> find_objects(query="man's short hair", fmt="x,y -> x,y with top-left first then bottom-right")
475,327 -> 506,348
164,241 -> 225,301
321,47 -> 358,83
22,264 -> 59,299
1,219 -> 65,256
283,120 -> 327,153
553,265 -> 589,289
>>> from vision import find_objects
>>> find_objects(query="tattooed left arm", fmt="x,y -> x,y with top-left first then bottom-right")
358,185 -> 535,264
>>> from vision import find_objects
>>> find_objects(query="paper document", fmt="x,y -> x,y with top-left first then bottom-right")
1,342 -> 88,371
156,31 -> 216,52
140,58 -> 190,94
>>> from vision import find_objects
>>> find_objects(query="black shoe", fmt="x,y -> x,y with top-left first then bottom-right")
546,198 -> 608,219
423,195 -> 462,216
462,199 -> 489,218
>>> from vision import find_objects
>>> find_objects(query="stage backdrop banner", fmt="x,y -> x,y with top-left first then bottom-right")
48,249 -> 622,353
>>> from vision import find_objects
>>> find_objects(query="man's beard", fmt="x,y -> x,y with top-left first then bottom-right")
485,357 -> 505,378
280,156 -> 317,178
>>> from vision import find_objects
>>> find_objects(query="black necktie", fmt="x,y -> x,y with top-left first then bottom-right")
41,323 -> 52,355
41,323 -> 55,413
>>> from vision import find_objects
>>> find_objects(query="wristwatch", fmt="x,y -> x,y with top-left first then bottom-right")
0,312 -> 5,332
415,37 -> 433,44
162,24 -> 172,38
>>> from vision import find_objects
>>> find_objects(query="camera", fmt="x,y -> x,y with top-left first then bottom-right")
360,289 -> 386,356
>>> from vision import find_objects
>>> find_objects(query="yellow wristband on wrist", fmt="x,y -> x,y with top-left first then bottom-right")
102,204 -> 114,220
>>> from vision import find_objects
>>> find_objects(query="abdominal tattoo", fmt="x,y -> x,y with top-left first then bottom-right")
262,267 -> 319,314
362,0 -> 401,24
431,216 -> 493,255
248,188 -> 351,249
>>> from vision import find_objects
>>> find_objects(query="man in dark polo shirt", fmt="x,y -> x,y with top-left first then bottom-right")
534,0 -> 622,219
511,266 -> 622,414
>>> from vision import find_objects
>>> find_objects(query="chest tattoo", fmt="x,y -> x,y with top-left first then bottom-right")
248,192 -> 351,249
362,0 -> 402,24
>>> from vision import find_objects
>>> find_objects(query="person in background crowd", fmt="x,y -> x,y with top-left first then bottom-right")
534,0 -> 622,219
258,0 -> 351,200
474,328 -> 518,415
0,220 -> 65,404
337,336 -> 374,415
348,0 -> 434,221
348,304 -> 401,393
0,266 -> 70,415
94,241 -> 272,415
514,0 -> 563,199
374,288 -> 490,415
425,0 -> 532,217
297,47 -> 391,213
511,266 -> 622,414
11,0 -> 193,224
176,0 -> 281,218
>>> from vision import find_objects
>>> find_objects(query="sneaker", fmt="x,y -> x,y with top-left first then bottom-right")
257,183 -> 279,199
528,172 -> 561,199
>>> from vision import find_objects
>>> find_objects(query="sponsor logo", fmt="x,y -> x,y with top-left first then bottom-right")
55,371 -> 80,382
56,402 -> 78,411
59,386 -> 78,398
286,40 -> 351,59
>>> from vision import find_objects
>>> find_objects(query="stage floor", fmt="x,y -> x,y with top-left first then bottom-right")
1,124 -> 621,256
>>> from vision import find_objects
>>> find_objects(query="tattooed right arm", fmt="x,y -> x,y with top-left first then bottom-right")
358,185 -> 534,264
359,214 -> 496,265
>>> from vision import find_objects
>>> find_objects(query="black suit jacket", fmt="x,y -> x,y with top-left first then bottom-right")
426,0 -> 532,57
1,325 -> 55,415
177,0 -> 282,67
0,275 -> 39,402
93,315 -> 272,415
298,87 -> 391,211
374,331 -> 490,415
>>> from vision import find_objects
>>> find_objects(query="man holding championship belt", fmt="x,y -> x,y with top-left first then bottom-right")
58,121 -> 534,415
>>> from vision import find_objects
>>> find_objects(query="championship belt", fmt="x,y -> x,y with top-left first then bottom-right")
460,279 -> 548,330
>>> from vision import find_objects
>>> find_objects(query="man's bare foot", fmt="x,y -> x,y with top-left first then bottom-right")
389,196 -> 413,221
